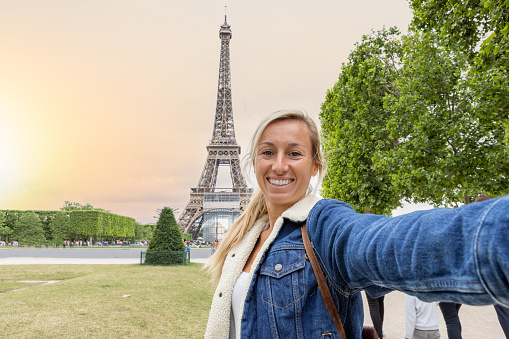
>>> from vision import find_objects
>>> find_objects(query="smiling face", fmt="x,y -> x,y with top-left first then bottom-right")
255,119 -> 319,218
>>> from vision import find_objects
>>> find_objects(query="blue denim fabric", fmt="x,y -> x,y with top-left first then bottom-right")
308,196 -> 509,307
240,220 -> 364,338
239,196 -> 509,339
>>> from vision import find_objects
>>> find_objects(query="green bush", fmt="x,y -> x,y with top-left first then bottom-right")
144,251 -> 188,265
146,207 -> 186,265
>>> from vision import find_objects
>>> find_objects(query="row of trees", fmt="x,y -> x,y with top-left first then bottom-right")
0,201 -> 154,245
320,0 -> 508,214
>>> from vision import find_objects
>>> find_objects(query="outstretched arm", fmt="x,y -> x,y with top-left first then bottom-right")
307,196 -> 509,306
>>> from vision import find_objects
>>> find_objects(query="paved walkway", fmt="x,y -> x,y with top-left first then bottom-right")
361,291 -> 506,338
0,257 -> 209,265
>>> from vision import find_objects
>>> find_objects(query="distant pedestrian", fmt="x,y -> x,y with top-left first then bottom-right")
366,293 -> 385,338
439,302 -> 462,339
405,295 -> 440,339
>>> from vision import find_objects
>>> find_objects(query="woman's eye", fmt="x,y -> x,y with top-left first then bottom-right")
289,151 -> 302,157
261,150 -> 274,156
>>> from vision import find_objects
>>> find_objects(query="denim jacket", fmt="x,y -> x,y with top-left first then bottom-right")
204,194 -> 509,339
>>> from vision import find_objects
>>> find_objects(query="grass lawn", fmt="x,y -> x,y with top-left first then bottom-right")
0,281 -> 40,292
0,263 -> 216,338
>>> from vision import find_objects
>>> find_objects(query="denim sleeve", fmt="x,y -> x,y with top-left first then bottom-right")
306,196 -> 509,307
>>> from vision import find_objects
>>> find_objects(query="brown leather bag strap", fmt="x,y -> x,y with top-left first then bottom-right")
302,224 -> 347,339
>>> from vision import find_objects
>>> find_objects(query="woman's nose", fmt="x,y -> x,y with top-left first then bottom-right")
272,153 -> 288,173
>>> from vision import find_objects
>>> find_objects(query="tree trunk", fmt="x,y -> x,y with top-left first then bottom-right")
464,192 -> 470,205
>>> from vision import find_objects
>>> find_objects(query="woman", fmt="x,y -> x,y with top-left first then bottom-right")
204,110 -> 509,339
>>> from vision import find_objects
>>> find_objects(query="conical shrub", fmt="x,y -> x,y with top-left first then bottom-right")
146,207 -> 186,265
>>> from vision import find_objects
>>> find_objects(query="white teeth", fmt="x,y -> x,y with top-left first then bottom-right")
269,179 -> 292,186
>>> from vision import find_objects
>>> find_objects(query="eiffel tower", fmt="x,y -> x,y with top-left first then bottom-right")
178,16 -> 253,238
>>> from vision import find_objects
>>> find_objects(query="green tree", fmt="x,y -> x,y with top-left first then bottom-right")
0,211 -> 4,236
409,0 -> 508,65
49,211 -> 70,244
15,212 -> 46,245
146,207 -> 186,265
0,226 -> 13,243
322,10 -> 509,209
61,201 -> 106,211
378,27 -> 509,206
0,212 -> 12,243
408,0 -> 509,144
320,28 -> 403,215
148,207 -> 185,252
134,223 -> 154,242
3,211 -> 19,241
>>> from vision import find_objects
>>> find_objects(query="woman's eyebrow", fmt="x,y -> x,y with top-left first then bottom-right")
258,141 -> 305,147
258,141 -> 275,147
288,142 -> 305,147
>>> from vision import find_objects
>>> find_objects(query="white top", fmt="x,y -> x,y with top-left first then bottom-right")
231,271 -> 250,338
405,295 -> 440,338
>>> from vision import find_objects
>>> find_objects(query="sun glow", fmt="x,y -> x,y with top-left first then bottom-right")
0,101 -> 24,203
0,94 -> 47,209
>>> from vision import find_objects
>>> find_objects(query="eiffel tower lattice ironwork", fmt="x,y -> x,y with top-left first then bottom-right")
178,16 -> 253,238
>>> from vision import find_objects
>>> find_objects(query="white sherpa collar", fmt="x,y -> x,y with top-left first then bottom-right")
280,193 -> 320,223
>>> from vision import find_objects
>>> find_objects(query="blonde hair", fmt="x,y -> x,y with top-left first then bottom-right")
204,110 -> 327,282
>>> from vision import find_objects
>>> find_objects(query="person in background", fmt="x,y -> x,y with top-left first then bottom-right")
438,302 -> 462,339
475,194 -> 509,339
366,293 -> 385,338
405,295 -> 440,339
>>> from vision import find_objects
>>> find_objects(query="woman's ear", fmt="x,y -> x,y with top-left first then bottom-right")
312,161 -> 319,177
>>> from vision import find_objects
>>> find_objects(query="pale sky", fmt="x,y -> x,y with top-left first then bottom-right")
0,0 -> 424,224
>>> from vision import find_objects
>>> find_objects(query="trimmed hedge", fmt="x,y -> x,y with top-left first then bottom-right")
1,209 -> 136,243
69,210 -> 135,240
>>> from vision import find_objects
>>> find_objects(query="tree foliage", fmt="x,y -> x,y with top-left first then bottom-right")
134,223 -> 154,242
409,0 -> 508,66
320,27 -> 404,215
146,207 -> 186,265
182,233 -> 193,242
148,207 -> 185,252
0,208 -> 135,244
49,211 -> 70,244
15,212 -> 46,245
321,1 -> 509,209
0,212 -> 12,242
0,225 -> 13,243
69,210 -> 136,240
61,201 -> 95,211
379,30 -> 509,206
60,201 -> 107,212
409,0 -> 509,146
